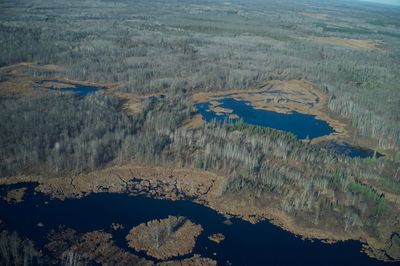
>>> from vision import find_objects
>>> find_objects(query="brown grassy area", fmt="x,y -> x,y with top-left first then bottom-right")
208,233 -> 225,244
41,81 -> 76,89
46,228 -> 152,266
126,216 -> 203,260
183,114 -> 205,129
0,62 -> 118,96
0,164 -> 226,201
157,255 -> 217,266
2,187 -> 26,204
0,62 -> 170,116
109,92 -> 167,115
308,37 -> 383,50
111,91 -> 142,114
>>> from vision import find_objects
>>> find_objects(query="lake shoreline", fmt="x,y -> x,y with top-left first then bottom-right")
0,163 -> 397,263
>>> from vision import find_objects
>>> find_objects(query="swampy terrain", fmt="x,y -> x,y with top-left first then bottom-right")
35,80 -> 105,96
193,81 -> 378,158
0,184 -> 392,266
1,0 -> 400,265
196,98 -> 334,139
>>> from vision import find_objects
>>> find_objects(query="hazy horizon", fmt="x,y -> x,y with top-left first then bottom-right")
359,0 -> 400,6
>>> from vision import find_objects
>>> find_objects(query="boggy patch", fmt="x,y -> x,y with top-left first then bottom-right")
192,80 -> 348,141
126,216 -> 203,260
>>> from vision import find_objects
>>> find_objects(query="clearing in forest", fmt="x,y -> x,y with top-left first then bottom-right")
309,37 -> 383,50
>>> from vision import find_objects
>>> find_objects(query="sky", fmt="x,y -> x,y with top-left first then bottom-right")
360,0 -> 400,5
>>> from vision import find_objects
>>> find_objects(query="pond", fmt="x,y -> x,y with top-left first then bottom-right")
0,184 -> 390,266
196,98 -> 334,139
317,141 -> 382,159
36,80 -> 104,96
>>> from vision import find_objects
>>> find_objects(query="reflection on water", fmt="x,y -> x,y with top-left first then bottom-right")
196,98 -> 334,139
36,80 -> 104,96
0,184 -> 390,266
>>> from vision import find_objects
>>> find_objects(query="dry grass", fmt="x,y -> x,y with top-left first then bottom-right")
309,37 -> 383,50
0,162 -> 396,262
158,255 -> 217,266
0,62 -> 118,96
183,114 -> 204,129
2,187 -> 26,203
41,81 -> 76,89
111,92 -> 142,114
126,216 -> 203,260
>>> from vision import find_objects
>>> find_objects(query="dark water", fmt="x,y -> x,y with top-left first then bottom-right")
317,141 -> 382,159
196,98 -> 334,139
36,80 -> 104,96
0,184 -> 390,266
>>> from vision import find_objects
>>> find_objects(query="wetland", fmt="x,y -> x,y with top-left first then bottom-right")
1,0 -> 399,265
0,183 -> 392,266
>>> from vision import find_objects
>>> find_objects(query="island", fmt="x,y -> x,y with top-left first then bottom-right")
126,216 -> 203,260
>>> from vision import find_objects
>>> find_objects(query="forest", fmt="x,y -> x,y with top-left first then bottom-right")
0,0 -> 399,150
1,91 -> 398,236
0,0 -> 400,264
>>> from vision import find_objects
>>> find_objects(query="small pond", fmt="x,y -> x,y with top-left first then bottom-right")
317,141 -> 382,159
36,80 -> 104,96
0,184 -> 390,266
196,98 -> 334,139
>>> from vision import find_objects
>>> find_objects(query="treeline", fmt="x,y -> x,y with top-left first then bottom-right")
0,231 -> 41,266
328,94 -> 400,150
0,92 -> 191,177
0,94 -> 140,176
167,122 -> 396,231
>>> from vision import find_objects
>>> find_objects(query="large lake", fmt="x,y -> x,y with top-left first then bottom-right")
0,184 -> 390,266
